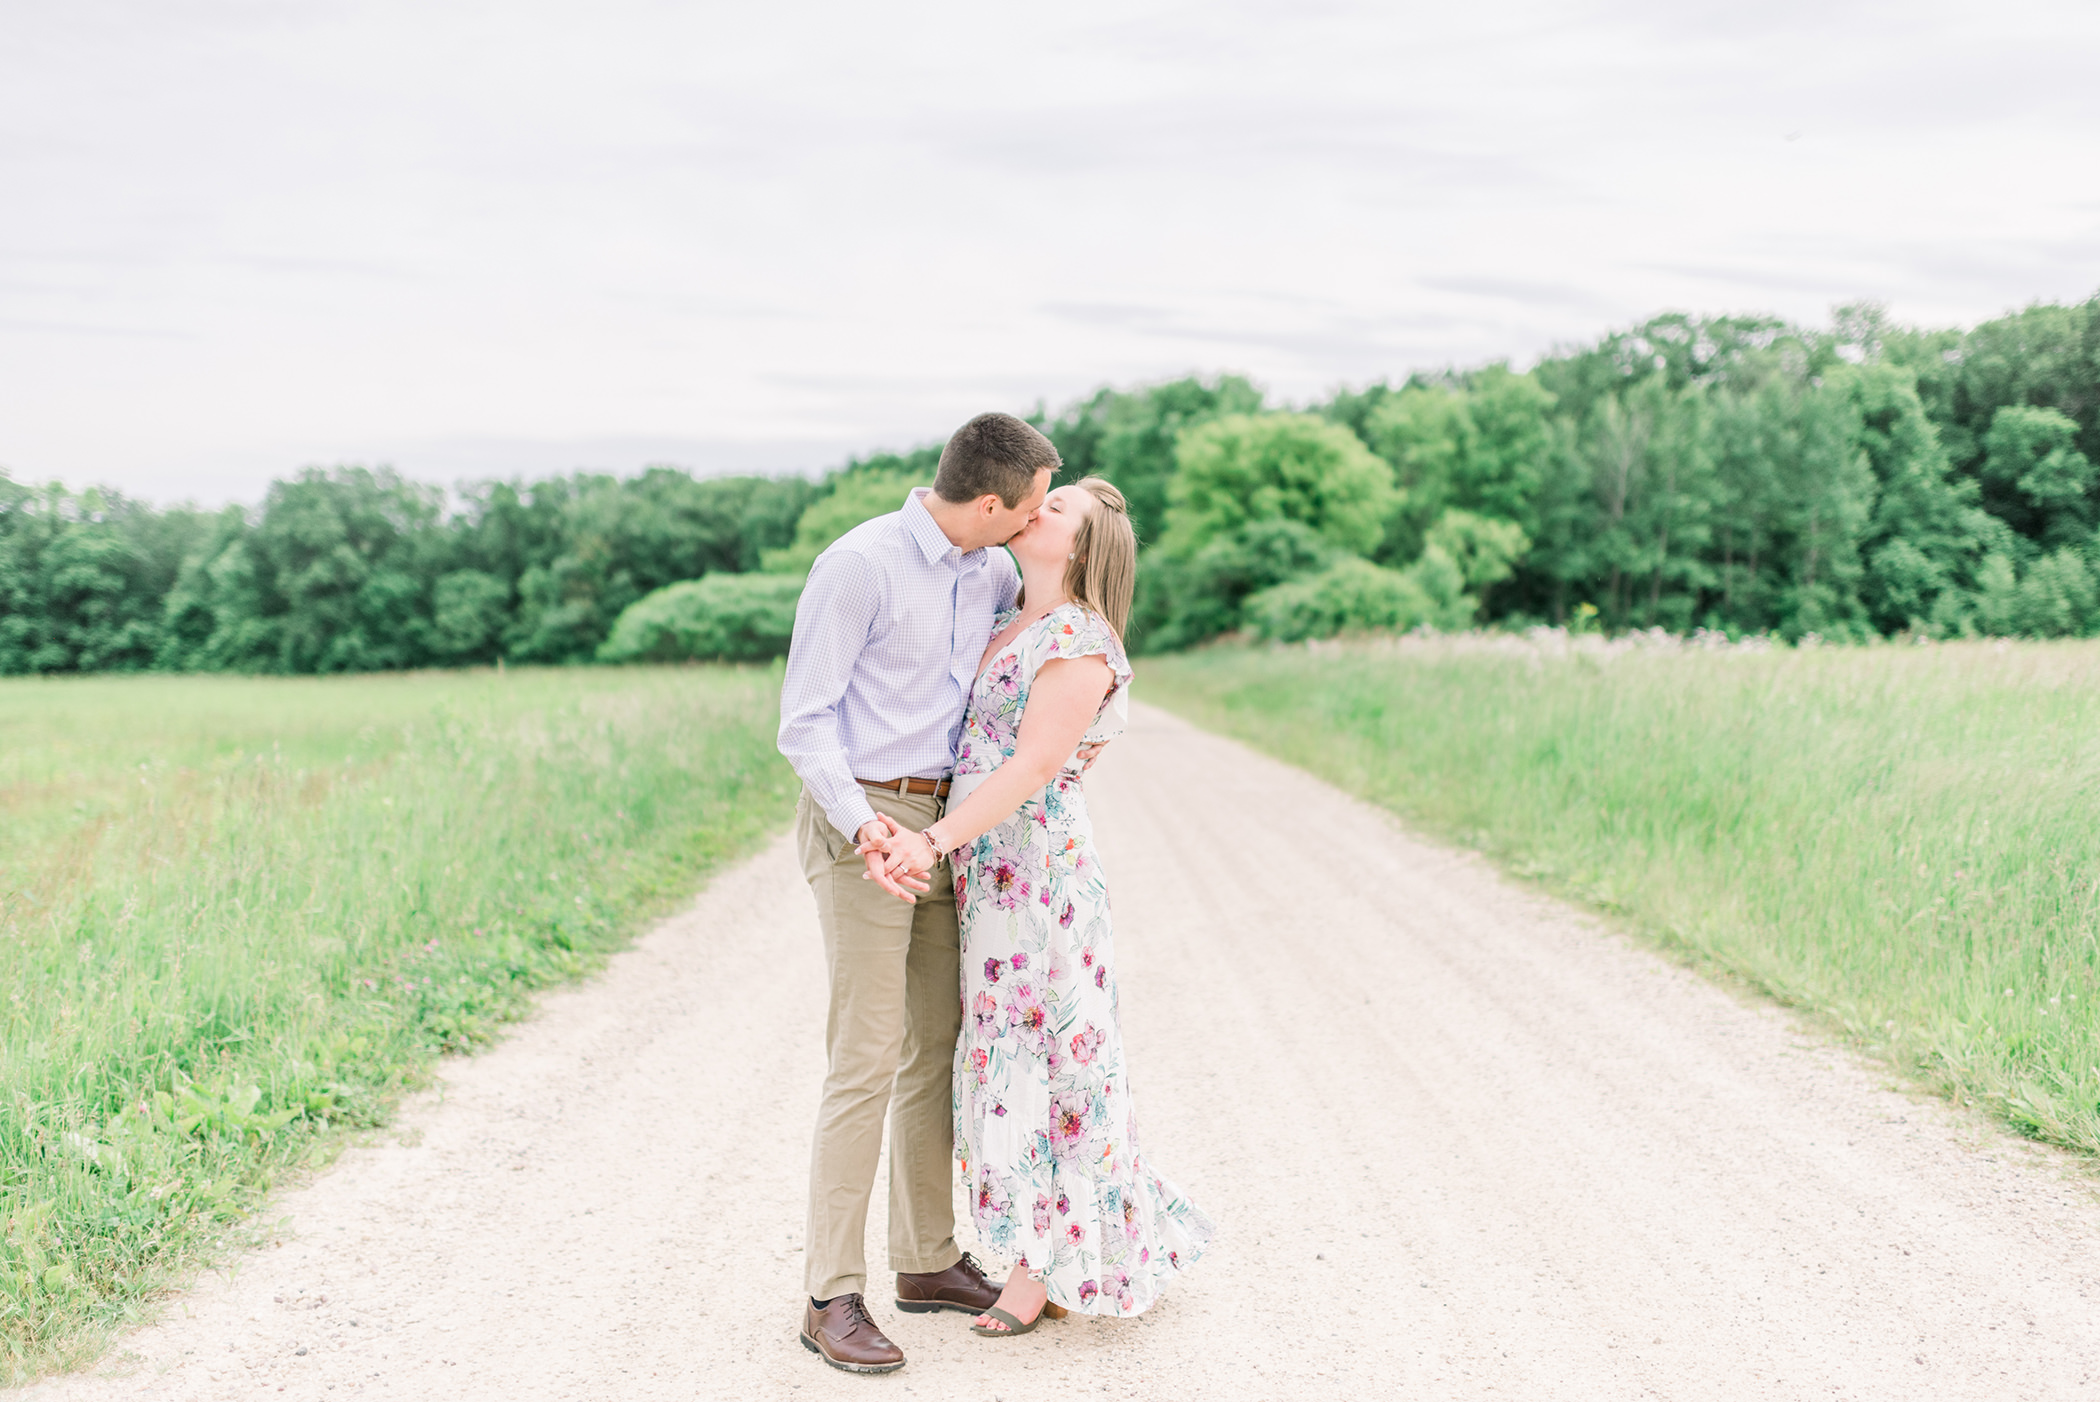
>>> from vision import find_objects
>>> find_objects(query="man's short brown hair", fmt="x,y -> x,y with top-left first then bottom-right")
933,412 -> 1061,508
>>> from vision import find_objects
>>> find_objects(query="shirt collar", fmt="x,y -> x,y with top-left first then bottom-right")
903,487 -> 984,569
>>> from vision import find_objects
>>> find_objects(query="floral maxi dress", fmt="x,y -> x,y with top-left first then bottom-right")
949,602 -> 1213,1317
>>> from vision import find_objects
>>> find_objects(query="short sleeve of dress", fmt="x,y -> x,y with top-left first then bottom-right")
1083,682 -> 1129,747
1039,604 -> 1133,744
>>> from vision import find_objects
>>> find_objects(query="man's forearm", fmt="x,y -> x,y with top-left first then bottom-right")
777,547 -> 884,839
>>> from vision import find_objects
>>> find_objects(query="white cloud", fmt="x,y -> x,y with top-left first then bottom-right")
2,0 -> 2096,502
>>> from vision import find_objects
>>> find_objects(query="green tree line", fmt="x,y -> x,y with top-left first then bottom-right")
1050,297 -> 2100,647
0,466 -> 823,673
3,296 -> 2096,674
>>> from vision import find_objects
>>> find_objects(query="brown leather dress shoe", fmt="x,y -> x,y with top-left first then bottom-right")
894,1252 -> 1003,1315
800,1294 -> 905,1374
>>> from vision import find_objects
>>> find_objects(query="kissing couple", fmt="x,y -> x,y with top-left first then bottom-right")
777,412 -> 1213,1373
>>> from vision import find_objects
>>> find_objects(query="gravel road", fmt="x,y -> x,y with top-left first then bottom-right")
31,702 -> 2100,1400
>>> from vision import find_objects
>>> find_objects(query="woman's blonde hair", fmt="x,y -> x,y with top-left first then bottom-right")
1063,477 -> 1137,639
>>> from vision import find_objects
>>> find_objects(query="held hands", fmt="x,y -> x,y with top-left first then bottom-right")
856,818 -> 931,903
857,735 -> 1110,904
855,815 -> 939,903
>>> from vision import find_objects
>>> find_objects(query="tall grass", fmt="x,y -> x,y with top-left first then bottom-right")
0,666 -> 794,1379
1144,636 -> 2100,1157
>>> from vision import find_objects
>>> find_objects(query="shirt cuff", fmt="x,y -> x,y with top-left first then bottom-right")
828,791 -> 881,843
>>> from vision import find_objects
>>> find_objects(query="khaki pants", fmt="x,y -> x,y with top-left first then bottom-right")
798,785 -> 962,1300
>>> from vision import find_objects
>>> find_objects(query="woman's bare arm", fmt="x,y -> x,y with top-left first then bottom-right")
864,654 -> 1112,885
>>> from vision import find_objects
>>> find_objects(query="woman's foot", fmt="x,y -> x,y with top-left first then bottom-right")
973,1263 -> 1053,1332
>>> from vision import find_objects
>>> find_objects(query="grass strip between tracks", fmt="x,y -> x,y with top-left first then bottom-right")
1,666 -> 796,1380
1143,636 -> 2100,1160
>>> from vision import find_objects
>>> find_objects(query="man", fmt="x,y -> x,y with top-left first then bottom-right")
777,412 -> 1060,1374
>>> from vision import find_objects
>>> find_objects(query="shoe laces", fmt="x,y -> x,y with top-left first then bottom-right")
841,1295 -> 875,1329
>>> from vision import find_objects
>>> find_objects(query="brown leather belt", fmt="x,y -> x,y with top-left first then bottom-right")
856,775 -> 952,798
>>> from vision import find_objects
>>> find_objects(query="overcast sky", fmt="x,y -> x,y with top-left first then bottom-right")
5,0 -> 2098,504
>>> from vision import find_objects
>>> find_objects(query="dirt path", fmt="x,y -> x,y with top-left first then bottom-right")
32,702 -> 2100,1401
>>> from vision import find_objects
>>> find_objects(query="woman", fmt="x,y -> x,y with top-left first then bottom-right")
865,476 -> 1212,1337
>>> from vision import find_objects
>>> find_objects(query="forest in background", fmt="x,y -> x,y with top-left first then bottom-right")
2,294 -> 2096,674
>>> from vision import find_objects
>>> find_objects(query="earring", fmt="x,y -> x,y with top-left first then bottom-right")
1067,553 -> 1076,560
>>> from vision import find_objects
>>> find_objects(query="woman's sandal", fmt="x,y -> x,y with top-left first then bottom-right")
970,1301 -> 1068,1337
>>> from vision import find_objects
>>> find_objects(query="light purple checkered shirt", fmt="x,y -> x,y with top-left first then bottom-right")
778,487 -> 1021,840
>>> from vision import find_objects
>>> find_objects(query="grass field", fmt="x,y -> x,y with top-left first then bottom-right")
1143,635 -> 2100,1159
0,666 -> 795,1380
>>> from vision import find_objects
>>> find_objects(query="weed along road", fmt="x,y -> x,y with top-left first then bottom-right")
34,704 -> 2100,1402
